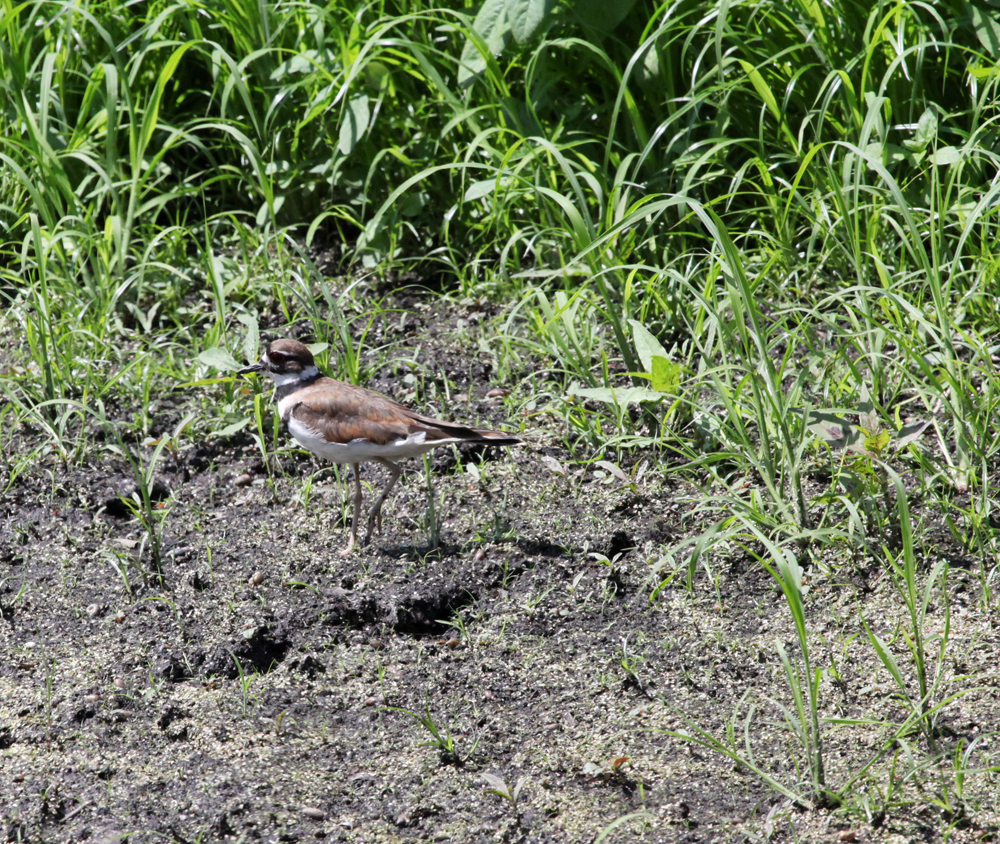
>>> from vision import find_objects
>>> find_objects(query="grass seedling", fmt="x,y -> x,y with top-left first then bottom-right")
861,466 -> 949,746
662,521 -> 839,809
0,403 -> 45,494
751,527 -> 834,807
0,574 -> 28,619
617,637 -> 648,695
439,608 -> 474,651
110,411 -> 194,578
592,810 -> 653,844
106,551 -> 138,599
232,655 -> 258,718
422,455 -> 445,549
481,773 -> 526,820
663,691 -> 813,808
384,697 -> 460,764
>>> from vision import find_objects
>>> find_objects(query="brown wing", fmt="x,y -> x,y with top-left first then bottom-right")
287,378 -> 520,446
287,380 -> 416,445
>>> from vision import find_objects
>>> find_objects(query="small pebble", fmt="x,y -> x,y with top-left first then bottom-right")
249,571 -> 264,586
234,474 -> 253,487
301,807 -> 325,820
86,603 -> 101,618
473,548 -> 486,562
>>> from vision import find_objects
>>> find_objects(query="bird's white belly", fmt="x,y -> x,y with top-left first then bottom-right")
287,416 -> 463,464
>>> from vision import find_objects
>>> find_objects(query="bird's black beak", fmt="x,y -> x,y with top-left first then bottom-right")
236,360 -> 265,378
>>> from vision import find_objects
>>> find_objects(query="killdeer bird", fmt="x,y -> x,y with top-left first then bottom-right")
238,338 -> 520,554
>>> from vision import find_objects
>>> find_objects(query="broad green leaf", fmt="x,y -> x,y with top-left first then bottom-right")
865,431 -> 891,453
904,108 -> 937,152
464,177 -> 512,202
805,410 -> 858,449
970,2 -> 1000,57
864,91 -> 886,136
648,35 -> 664,75
931,146 -> 960,166
256,195 -> 284,227
464,179 -> 496,202
364,61 -> 391,92
481,772 -> 511,796
883,142 -> 915,165
969,65 -> 1000,79
212,418 -> 251,438
237,314 -> 259,365
338,94 -> 370,155
628,319 -> 668,372
401,191 -> 427,216
197,347 -> 241,371
458,0 -> 509,87
571,386 -> 663,405
574,0 -> 637,33
651,356 -> 680,394
858,383 -> 878,434
595,460 -> 627,481
509,0 -> 552,44
895,420 -> 931,450
270,53 -> 318,80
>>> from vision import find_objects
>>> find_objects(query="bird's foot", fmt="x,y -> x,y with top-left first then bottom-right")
340,531 -> 357,557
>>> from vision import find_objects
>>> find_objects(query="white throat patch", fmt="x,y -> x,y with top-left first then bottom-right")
268,365 -> 319,387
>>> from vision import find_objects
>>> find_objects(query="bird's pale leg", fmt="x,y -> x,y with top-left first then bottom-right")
363,459 -> 402,545
340,463 -> 363,557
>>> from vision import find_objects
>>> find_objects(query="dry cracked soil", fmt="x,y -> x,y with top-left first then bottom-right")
2,286 -> 1000,844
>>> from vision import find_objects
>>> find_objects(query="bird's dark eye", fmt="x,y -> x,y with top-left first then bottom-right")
269,351 -> 286,363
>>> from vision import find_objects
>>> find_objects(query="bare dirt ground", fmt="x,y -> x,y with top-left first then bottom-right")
2,287 -> 999,844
